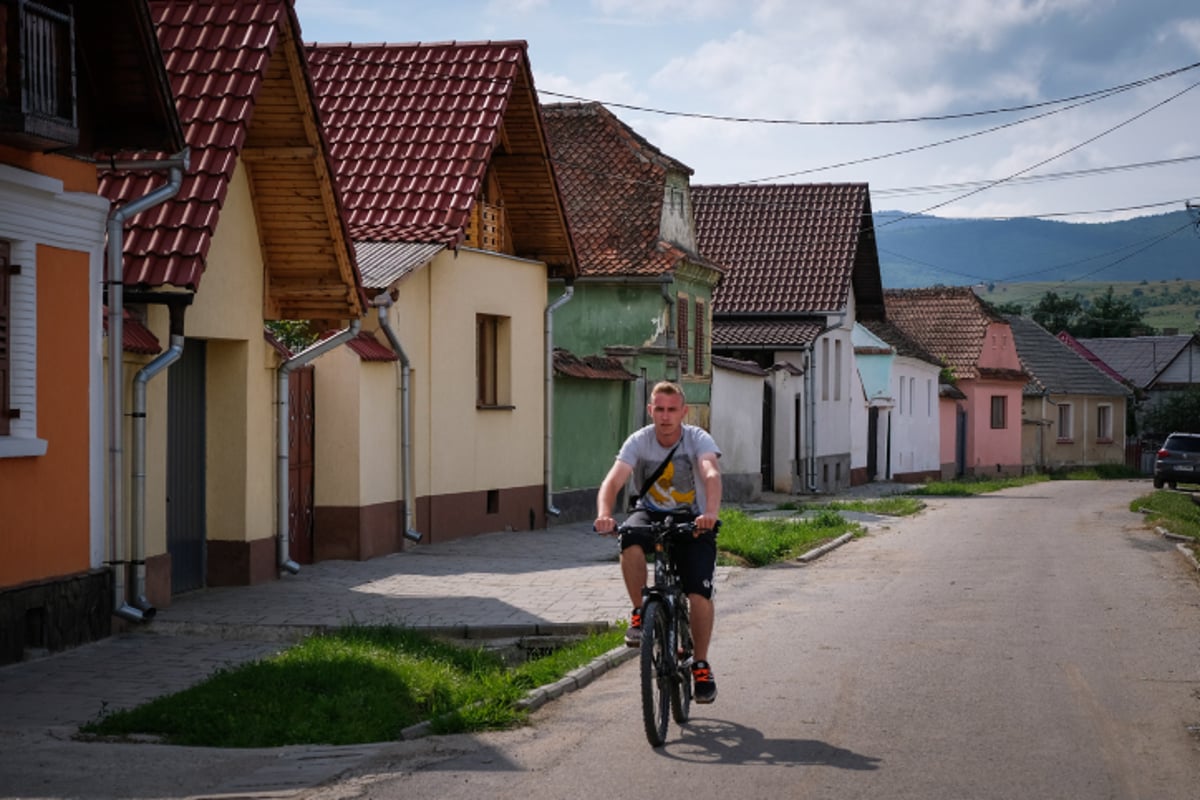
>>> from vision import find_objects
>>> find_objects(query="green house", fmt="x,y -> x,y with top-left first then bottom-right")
542,103 -> 722,522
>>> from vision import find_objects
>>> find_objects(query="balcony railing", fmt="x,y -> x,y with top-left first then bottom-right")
0,1 -> 78,150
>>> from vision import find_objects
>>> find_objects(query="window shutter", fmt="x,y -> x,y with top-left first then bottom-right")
677,297 -> 689,375
0,243 -> 10,436
694,300 -> 706,375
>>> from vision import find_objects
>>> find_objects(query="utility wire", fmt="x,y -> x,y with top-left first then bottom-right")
875,78 -> 1200,228
540,60 -> 1200,126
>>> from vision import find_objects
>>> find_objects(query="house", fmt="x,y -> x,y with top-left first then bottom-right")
1066,333 -> 1200,439
540,102 -> 722,516
711,356 -> 770,499
885,287 -> 1026,478
306,41 -> 577,546
96,0 -> 363,613
693,183 -> 887,494
1006,315 -> 1129,470
852,319 -> 943,484
0,0 -> 184,664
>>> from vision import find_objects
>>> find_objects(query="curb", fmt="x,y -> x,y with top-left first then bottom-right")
398,644 -> 638,740
796,530 -> 858,563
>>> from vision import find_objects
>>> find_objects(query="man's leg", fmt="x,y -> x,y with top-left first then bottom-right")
620,544 -> 648,609
689,593 -> 713,662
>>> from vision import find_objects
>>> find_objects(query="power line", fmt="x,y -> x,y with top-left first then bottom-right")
540,60 -> 1200,126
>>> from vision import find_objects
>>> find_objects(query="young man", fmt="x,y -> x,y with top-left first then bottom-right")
594,381 -> 722,703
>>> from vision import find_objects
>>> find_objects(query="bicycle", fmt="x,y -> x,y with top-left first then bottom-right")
617,515 -> 720,747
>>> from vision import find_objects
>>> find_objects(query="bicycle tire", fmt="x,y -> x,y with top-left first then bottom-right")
671,599 -> 692,724
640,599 -> 671,747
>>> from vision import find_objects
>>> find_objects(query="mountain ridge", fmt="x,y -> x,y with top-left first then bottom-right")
872,209 -> 1199,289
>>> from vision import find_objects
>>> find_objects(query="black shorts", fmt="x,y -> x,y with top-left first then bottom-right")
619,509 -> 717,600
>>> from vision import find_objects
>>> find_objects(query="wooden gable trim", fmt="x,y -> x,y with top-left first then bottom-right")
243,14 -> 361,322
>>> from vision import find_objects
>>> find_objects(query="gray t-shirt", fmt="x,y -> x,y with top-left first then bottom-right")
617,424 -> 721,515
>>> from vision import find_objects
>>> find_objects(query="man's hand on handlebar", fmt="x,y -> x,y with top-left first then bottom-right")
594,515 -> 617,535
693,512 -> 719,536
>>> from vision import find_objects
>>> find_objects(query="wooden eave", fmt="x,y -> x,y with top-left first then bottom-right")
240,17 -> 361,321
488,58 -> 577,280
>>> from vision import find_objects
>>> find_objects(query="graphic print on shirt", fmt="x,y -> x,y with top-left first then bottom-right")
644,455 -> 696,511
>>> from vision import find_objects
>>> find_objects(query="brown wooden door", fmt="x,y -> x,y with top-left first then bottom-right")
288,366 -> 315,564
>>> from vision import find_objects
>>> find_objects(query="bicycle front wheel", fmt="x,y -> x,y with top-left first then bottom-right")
640,599 -> 671,747
671,599 -> 692,724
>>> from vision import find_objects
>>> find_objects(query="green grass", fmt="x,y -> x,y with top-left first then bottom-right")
902,473 -> 1050,496
80,625 -> 624,747
1131,489 -> 1200,540
716,507 -> 863,566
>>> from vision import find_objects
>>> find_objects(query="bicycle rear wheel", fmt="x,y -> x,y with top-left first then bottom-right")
671,600 -> 692,724
640,599 -> 671,747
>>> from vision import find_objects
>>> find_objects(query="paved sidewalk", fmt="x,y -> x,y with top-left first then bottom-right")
0,489 -> 906,799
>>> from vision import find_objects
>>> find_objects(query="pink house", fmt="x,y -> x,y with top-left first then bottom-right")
886,287 -> 1027,478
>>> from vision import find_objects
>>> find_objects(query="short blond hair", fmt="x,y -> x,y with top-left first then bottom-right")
650,380 -> 685,403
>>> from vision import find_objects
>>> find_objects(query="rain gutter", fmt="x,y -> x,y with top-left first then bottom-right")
544,282 -> 575,517
104,150 -> 188,624
372,293 -> 422,543
276,318 -> 361,573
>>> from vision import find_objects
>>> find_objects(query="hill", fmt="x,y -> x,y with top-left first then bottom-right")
873,209 -> 1199,289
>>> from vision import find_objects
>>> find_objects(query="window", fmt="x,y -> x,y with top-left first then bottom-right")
927,379 -> 933,416
821,339 -> 829,401
0,242 -> 9,437
990,395 -> 1007,429
476,314 -> 511,408
1096,404 -> 1113,441
834,339 -> 842,401
676,296 -> 689,375
1056,403 -> 1073,441
908,377 -> 915,415
694,299 -> 706,375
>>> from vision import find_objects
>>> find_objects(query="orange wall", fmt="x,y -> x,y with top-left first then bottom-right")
0,144 -> 97,193
0,245 -> 91,585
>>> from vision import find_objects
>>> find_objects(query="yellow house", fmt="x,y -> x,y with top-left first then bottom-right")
97,0 -> 361,614
0,0 -> 184,664
307,42 -> 577,548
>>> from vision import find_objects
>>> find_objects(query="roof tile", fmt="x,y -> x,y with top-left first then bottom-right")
884,286 -> 1007,380
693,183 -> 882,316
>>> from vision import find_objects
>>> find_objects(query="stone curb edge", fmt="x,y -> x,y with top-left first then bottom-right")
398,644 -> 638,740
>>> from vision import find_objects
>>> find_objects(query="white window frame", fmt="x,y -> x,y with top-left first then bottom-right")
0,165 -> 108,459
1096,403 -> 1113,442
1056,403 -> 1073,442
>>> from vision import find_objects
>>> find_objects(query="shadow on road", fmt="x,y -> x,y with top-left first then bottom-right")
659,718 -> 881,769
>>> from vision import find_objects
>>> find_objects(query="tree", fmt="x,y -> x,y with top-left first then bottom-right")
1142,387 -> 1200,437
991,300 -> 1024,315
1030,291 -> 1084,335
1073,286 -> 1148,337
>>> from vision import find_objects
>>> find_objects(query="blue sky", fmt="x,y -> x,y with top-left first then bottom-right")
294,0 -> 1200,224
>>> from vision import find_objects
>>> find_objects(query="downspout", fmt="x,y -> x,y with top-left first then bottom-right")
661,277 -> 677,382
277,318 -> 362,574
105,150 -> 188,624
544,282 -> 575,518
373,293 -> 422,543
129,294 -> 191,617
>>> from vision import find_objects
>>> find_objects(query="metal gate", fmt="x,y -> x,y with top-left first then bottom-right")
167,339 -> 206,593
288,366 -> 315,564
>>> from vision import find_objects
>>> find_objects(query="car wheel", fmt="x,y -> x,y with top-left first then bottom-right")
1153,476 -> 1164,489
1169,481 -> 1178,490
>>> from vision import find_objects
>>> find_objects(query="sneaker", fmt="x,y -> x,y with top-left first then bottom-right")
693,660 -> 717,704
624,608 -> 642,647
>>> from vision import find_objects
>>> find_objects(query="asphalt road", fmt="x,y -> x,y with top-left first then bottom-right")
304,480 -> 1200,800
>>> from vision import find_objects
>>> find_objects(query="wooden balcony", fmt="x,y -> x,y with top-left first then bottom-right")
0,1 -> 78,151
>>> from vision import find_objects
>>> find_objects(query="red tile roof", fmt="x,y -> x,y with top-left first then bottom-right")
103,308 -> 163,355
99,0 -> 289,290
542,102 -> 700,277
553,349 -> 637,381
346,331 -> 399,362
884,286 -> 1007,380
305,41 -> 523,245
692,183 -> 883,316
712,320 -> 824,348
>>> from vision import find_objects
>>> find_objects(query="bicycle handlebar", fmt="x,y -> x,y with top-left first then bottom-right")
616,517 -> 721,536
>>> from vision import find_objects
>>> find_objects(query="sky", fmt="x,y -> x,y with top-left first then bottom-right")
293,0 -> 1200,225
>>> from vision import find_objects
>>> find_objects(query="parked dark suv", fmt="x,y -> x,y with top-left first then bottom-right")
1153,432 -> 1200,489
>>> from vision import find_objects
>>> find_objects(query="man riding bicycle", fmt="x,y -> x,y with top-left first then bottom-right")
594,381 -> 722,703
